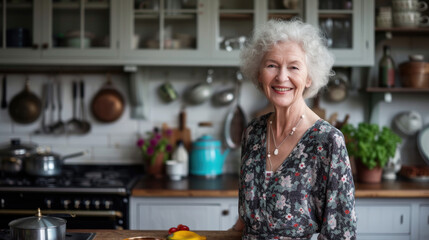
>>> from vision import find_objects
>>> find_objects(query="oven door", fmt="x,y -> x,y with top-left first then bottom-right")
0,209 -> 125,229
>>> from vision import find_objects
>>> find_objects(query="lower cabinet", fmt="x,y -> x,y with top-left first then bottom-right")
356,198 -> 429,240
129,197 -> 238,231
130,197 -> 429,239
419,205 -> 429,240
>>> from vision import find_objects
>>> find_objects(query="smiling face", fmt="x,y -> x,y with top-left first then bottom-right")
258,41 -> 311,109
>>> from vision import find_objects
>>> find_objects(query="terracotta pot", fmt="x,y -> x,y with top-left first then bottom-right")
144,152 -> 165,178
356,160 -> 383,183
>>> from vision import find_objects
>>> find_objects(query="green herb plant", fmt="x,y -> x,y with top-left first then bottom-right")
341,123 -> 401,170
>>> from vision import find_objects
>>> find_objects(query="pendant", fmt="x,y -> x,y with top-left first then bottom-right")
274,148 -> 279,156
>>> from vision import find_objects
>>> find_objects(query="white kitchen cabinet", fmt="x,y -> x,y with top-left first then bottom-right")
0,0 -> 119,64
120,0 -> 211,66
120,0 -> 374,66
419,205 -> 429,240
129,197 -> 238,231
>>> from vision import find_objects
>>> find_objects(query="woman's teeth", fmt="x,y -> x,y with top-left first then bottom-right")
273,87 -> 292,92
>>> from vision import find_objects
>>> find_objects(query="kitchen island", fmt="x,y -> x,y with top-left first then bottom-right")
68,229 -> 241,240
131,174 -> 429,239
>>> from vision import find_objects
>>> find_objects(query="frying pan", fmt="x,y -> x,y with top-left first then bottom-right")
224,71 -> 247,149
91,75 -> 125,123
8,79 -> 42,124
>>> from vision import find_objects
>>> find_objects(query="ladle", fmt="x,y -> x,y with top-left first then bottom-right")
66,81 -> 83,134
79,80 -> 91,134
50,79 -> 65,134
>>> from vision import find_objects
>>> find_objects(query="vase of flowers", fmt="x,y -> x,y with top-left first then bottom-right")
137,127 -> 173,178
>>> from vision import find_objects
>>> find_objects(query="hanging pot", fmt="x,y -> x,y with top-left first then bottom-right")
24,149 -> 85,177
91,75 -> 125,123
9,208 -> 67,240
185,69 -> 213,105
0,139 -> 37,174
8,80 -> 42,124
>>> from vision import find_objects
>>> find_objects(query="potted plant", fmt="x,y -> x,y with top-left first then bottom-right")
137,127 -> 173,178
341,123 -> 402,183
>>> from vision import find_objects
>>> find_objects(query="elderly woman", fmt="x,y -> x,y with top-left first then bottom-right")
231,19 -> 357,240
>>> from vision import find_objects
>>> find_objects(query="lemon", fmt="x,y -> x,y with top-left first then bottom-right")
167,230 -> 206,240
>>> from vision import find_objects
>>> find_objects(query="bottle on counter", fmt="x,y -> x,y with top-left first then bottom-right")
378,45 -> 395,88
172,140 -> 188,177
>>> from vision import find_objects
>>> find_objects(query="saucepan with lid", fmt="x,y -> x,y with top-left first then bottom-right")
0,138 -> 37,174
9,208 -> 67,240
24,148 -> 86,177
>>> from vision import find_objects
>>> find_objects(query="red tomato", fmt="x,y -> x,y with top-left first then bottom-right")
168,227 -> 178,235
177,224 -> 189,231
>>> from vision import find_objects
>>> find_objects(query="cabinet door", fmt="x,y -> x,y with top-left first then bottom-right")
220,202 -> 238,230
305,0 -> 374,66
419,205 -> 429,240
120,0 -> 210,65
132,202 -> 221,230
210,0 -> 257,63
41,0 -> 118,59
0,0 -> 43,59
356,205 -> 410,234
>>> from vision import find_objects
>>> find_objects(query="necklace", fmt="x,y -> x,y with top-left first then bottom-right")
269,114 -> 305,157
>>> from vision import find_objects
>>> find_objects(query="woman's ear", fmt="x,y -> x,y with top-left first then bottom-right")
305,77 -> 312,88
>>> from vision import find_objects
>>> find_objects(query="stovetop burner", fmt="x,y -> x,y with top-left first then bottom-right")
0,229 -> 96,240
0,164 -> 143,194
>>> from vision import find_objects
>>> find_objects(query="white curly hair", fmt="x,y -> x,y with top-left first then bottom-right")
239,19 -> 335,99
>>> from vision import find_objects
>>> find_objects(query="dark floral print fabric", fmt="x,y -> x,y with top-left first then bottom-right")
239,113 -> 356,240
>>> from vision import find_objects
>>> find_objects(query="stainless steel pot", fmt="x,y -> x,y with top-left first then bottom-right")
9,208 -> 66,240
25,149 -> 85,177
0,139 -> 37,174
185,69 -> 213,105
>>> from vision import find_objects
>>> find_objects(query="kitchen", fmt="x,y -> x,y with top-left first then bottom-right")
0,0 -> 429,239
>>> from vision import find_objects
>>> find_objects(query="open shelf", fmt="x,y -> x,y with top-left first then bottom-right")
366,87 -> 429,93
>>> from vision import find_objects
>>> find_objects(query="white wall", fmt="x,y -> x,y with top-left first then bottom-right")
0,65 -> 427,173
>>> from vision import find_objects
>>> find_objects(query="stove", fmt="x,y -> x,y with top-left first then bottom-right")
0,165 -> 143,230
0,229 -> 96,240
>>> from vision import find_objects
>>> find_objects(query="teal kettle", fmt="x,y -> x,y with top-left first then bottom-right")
190,135 -> 230,177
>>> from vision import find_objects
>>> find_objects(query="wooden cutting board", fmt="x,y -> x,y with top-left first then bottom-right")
162,110 -> 191,152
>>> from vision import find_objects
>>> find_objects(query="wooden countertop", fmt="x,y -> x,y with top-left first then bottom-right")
68,229 -> 241,240
132,174 -> 429,198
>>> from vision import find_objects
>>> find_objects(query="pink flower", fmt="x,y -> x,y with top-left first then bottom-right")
155,133 -> 162,140
165,129 -> 173,137
137,139 -> 144,147
150,138 -> 158,146
146,146 -> 154,155
166,144 -> 173,152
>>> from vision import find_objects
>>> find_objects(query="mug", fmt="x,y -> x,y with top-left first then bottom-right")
392,0 -> 428,12
393,11 -> 429,27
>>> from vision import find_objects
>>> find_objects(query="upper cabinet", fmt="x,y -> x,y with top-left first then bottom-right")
0,0 -> 119,64
306,0 -> 374,66
120,0 -> 211,65
0,0 -> 374,66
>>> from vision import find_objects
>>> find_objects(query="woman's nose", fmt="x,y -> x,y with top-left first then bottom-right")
276,67 -> 289,81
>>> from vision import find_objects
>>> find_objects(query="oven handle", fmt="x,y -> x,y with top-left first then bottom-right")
0,209 -> 123,218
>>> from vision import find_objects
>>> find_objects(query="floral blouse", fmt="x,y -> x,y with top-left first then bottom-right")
239,113 -> 357,240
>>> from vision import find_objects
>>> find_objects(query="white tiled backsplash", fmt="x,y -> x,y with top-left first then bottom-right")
0,66 -> 427,172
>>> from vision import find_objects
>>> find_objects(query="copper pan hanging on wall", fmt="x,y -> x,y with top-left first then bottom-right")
8,78 -> 42,124
91,74 -> 125,123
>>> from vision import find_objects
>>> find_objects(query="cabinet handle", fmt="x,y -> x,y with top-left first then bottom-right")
427,216 -> 429,225
221,210 -> 229,216
400,214 -> 403,224
42,43 -> 49,49
32,44 -> 39,49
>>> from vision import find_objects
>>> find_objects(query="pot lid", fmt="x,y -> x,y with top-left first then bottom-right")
0,138 -> 37,156
193,135 -> 221,147
8,209 -> 66,230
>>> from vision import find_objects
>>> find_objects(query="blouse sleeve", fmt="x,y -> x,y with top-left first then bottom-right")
318,130 -> 357,240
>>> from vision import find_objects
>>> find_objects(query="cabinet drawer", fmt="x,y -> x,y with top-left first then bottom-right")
136,203 -> 221,230
356,205 -> 410,234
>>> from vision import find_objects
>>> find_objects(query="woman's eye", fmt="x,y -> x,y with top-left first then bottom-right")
290,66 -> 299,70
267,64 -> 276,68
